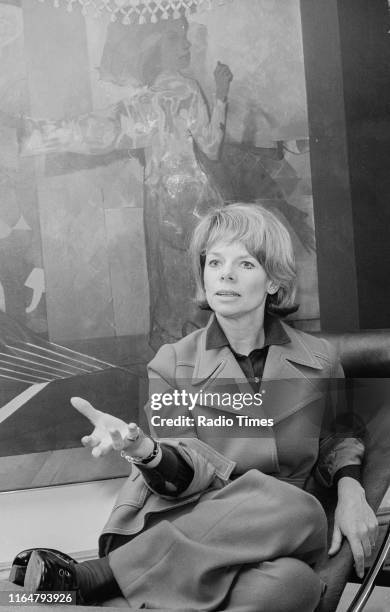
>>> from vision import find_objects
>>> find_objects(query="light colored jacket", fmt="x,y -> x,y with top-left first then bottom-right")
99,318 -> 363,552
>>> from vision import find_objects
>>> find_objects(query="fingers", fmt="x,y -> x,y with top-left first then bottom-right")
83,431 -> 120,457
336,514 -> 378,579
328,525 -> 342,556
369,511 -> 379,541
348,519 -> 378,579
81,433 -> 113,458
81,434 -> 101,448
361,533 -> 372,561
71,397 -> 100,424
349,538 -> 365,579
110,429 -> 125,451
371,519 -> 379,547
126,423 -> 141,441
123,423 -> 148,452
91,440 -> 112,458
98,424 -> 144,454
334,492 -> 378,579
360,514 -> 378,561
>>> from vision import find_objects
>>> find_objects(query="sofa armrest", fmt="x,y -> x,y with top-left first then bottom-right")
315,438 -> 390,612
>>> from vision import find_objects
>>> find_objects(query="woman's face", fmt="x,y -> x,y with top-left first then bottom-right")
204,241 -> 275,321
160,18 -> 191,72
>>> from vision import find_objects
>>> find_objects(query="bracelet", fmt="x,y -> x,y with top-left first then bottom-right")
120,438 -> 160,465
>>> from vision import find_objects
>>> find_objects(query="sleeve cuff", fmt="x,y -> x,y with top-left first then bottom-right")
334,464 -> 362,484
138,443 -> 194,495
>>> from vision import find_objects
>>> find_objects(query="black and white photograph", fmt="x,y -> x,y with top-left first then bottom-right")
0,0 -> 389,610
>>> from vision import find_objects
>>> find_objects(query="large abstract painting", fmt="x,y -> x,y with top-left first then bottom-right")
0,0 -> 319,490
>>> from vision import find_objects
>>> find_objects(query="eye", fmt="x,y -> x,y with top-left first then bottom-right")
206,258 -> 220,267
241,260 -> 255,269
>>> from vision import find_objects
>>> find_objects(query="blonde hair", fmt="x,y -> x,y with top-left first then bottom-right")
190,203 -> 298,316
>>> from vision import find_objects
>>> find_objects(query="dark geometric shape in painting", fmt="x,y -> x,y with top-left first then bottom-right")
0,367 -> 138,456
0,310 -> 140,456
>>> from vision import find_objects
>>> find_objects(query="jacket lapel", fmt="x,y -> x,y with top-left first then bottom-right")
261,323 -> 325,425
192,317 -> 247,387
192,319 -> 267,420
192,319 -> 325,423
191,319 -> 278,474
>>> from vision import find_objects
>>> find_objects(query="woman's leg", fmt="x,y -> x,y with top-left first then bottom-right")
223,557 -> 323,612
109,470 -> 327,610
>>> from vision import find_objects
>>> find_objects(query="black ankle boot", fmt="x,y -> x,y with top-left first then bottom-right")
9,548 -> 77,587
24,550 -> 84,603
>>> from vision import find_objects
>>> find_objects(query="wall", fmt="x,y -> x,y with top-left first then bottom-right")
301,0 -> 390,331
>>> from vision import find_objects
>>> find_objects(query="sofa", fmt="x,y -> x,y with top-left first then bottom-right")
313,329 -> 390,611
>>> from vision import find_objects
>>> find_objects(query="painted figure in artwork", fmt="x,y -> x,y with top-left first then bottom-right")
19,15 -> 233,350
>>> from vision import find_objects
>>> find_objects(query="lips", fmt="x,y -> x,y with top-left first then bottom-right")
215,291 -> 240,297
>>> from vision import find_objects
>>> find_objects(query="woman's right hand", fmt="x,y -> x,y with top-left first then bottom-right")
70,396 -> 153,459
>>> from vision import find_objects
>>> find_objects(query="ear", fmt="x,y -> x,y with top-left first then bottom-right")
267,282 -> 279,295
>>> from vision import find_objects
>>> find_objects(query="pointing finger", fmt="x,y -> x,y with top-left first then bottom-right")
71,397 -> 100,424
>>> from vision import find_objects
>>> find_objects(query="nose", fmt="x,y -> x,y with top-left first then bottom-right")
220,264 -> 235,281
184,37 -> 191,50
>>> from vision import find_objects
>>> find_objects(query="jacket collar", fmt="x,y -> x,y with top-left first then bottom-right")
206,312 -> 290,352
193,315 -> 324,385
268,322 -> 324,370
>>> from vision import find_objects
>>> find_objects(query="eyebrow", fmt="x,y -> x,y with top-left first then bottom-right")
206,251 -> 257,260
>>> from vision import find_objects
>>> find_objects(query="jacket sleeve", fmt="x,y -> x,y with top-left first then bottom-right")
314,348 -> 365,487
135,443 -> 194,495
143,343 -> 235,499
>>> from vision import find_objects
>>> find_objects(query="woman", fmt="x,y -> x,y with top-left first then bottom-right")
19,15 -> 232,349
13,204 -> 377,611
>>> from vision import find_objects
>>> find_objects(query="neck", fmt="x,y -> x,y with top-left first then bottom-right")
215,311 -> 266,355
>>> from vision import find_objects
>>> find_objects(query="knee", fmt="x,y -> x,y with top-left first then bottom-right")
237,558 -> 323,612
276,557 -> 323,612
293,490 -> 327,537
